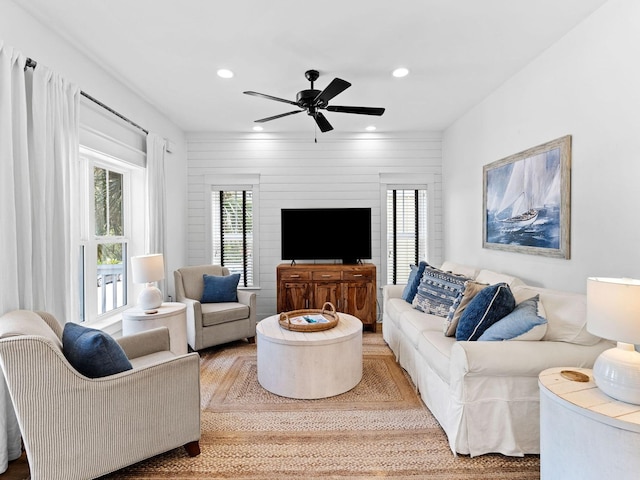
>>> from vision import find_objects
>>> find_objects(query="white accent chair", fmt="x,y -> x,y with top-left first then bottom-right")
174,265 -> 256,351
0,310 -> 201,480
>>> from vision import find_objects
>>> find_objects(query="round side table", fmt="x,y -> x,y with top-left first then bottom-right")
122,302 -> 188,355
539,367 -> 640,480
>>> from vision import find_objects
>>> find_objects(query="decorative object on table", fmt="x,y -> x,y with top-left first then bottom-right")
482,135 -> 571,259
279,302 -> 339,332
587,276 -> 640,404
131,253 -> 165,311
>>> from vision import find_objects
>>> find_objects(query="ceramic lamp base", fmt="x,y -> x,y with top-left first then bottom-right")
138,284 -> 163,311
593,342 -> 640,405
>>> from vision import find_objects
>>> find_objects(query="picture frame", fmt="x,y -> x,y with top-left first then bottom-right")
482,135 -> 571,259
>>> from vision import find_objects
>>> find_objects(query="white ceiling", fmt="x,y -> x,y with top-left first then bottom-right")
15,0 -> 609,134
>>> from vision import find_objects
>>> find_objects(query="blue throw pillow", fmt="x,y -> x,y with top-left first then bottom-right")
401,261 -> 428,303
455,283 -> 516,341
201,273 -> 241,303
62,323 -> 132,378
478,295 -> 548,341
412,266 -> 471,318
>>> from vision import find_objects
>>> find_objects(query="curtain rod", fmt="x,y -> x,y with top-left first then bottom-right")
24,57 -> 149,135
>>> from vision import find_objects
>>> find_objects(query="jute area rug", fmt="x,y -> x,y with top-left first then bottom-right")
103,333 -> 540,479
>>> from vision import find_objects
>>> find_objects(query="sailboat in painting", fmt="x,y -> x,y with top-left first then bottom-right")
493,155 -> 543,230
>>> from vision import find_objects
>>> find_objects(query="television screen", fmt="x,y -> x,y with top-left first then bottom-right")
281,208 -> 372,263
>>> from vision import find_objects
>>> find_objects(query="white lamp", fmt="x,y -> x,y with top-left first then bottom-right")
131,254 -> 165,311
587,277 -> 640,404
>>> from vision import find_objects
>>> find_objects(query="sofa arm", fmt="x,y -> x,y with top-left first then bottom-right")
450,339 -> 614,378
117,327 -> 171,360
383,284 -> 405,303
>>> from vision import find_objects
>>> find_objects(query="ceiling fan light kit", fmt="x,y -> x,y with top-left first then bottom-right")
243,69 -> 385,133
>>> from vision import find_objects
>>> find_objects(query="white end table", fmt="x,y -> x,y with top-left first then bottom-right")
539,367 -> 640,480
256,312 -> 363,399
122,302 -> 188,355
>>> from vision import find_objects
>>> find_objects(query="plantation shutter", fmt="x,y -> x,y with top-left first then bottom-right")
211,189 -> 253,287
387,189 -> 427,284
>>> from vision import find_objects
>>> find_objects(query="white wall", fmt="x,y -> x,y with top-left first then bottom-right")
186,132 -> 442,320
0,1 -> 188,297
442,0 -> 640,292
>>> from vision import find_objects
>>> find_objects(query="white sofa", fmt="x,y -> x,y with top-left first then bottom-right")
382,261 -> 613,457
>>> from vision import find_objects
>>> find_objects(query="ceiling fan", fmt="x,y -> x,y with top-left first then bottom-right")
243,70 -> 385,132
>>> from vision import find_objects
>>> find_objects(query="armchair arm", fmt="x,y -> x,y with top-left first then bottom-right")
237,289 -> 256,309
117,327 -> 171,360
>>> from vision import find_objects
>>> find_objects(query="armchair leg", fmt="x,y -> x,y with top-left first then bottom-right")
184,440 -> 201,457
247,336 -> 256,344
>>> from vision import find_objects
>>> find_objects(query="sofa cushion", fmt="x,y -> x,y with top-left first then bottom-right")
444,280 -> 488,337
475,269 -> 525,288
511,285 -> 601,346
398,309 -> 444,348
440,261 -> 479,280
402,261 -> 428,303
385,297 -> 415,328
478,295 -> 548,341
201,273 -> 240,303
412,266 -> 471,318
201,302 -> 250,327
456,283 -> 516,341
417,330 -> 457,384
62,323 -> 133,378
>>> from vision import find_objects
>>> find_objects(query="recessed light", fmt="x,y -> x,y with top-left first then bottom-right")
392,67 -> 409,78
252,125 -> 264,132
217,69 -> 234,79
365,125 -> 377,132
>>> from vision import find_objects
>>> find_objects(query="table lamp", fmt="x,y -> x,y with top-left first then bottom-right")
131,253 -> 165,311
587,277 -> 640,404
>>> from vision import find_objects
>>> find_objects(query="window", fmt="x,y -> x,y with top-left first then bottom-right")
211,189 -> 254,287
79,149 -> 144,322
386,188 -> 428,284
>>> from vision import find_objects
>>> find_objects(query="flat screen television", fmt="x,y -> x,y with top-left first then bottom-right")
281,208 -> 372,264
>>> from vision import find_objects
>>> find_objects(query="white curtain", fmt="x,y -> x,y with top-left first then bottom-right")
146,133 -> 167,295
0,41 -> 80,472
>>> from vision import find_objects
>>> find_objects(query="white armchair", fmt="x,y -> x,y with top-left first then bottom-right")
174,265 -> 256,351
0,310 -> 201,480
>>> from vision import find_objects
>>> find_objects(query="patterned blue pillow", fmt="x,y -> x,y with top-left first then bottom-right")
412,266 -> 470,318
456,283 -> 516,341
62,323 -> 132,378
201,273 -> 240,303
478,295 -> 547,341
401,261 -> 428,303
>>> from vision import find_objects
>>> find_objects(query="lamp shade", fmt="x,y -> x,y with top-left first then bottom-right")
587,277 -> 640,344
131,254 -> 165,284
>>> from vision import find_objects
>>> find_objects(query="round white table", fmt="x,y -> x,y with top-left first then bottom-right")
539,367 -> 640,480
256,312 -> 363,399
122,302 -> 188,355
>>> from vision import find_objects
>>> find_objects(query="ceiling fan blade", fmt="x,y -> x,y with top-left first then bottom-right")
313,78 -> 351,105
326,105 -> 385,116
244,91 -> 298,106
313,112 -> 333,132
255,110 -> 303,123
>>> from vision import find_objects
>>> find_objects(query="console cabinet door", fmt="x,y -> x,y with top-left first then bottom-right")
343,281 -> 374,324
281,282 -> 311,311
313,282 -> 341,310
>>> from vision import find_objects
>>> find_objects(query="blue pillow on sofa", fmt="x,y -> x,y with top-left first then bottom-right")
401,261 -> 428,303
455,283 -> 516,341
201,273 -> 240,303
478,295 -> 548,341
62,323 -> 132,378
412,265 -> 470,318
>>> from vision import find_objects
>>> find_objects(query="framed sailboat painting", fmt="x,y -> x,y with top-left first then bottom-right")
483,135 -> 571,259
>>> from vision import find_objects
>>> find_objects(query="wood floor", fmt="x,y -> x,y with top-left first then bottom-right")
0,452 -> 29,479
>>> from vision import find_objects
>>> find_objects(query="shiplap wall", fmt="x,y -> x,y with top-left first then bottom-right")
186,132 -> 442,320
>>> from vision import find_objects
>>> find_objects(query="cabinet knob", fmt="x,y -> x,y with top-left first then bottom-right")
353,274 -> 363,277
321,274 -> 331,277
291,274 -> 300,278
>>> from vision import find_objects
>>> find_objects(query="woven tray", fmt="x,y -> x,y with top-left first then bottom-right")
279,302 -> 339,332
